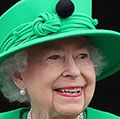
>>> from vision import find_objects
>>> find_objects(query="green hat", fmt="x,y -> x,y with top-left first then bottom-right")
0,0 -> 120,81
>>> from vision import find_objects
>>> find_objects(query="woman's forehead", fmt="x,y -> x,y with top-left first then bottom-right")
27,37 -> 90,53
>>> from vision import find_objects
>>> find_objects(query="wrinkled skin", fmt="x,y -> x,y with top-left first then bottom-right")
13,37 -> 96,119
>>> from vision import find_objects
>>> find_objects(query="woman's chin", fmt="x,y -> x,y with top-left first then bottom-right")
52,90 -> 85,116
53,103 -> 84,116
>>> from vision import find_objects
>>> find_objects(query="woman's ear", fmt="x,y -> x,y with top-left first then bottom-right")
12,70 -> 26,90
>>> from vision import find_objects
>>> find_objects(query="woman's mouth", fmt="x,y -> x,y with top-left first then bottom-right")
54,86 -> 83,97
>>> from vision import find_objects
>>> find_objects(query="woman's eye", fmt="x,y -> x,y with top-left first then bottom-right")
77,53 -> 89,59
48,55 -> 62,60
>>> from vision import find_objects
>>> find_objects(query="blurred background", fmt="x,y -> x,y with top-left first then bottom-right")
0,0 -> 120,116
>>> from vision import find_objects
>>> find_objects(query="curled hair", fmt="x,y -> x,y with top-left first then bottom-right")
0,51 -> 29,103
0,44 -> 107,103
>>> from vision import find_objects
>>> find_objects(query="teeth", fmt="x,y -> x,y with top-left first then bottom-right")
59,88 -> 81,93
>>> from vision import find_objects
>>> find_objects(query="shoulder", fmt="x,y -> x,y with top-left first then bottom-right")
86,107 -> 120,119
0,108 -> 29,119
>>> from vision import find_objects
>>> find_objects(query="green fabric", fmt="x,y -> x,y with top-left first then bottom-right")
0,0 -> 120,81
0,108 -> 28,119
0,107 -> 119,119
85,107 -> 120,119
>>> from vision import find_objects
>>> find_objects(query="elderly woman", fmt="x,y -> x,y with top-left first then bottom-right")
0,0 -> 120,119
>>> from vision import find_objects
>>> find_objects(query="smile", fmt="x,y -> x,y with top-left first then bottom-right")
54,86 -> 83,97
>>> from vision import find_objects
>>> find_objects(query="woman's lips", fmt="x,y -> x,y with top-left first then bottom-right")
54,86 -> 83,97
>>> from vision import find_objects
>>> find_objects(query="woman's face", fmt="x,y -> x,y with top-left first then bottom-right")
18,37 -> 96,118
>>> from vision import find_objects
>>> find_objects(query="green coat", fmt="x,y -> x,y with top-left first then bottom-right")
0,107 -> 119,119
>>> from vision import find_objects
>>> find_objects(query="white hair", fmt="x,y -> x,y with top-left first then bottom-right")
0,51 -> 29,103
0,43 -> 107,103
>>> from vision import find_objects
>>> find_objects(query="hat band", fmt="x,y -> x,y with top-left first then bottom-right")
0,12 -> 98,53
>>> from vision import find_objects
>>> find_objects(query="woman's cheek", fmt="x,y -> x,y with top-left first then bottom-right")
80,64 -> 96,107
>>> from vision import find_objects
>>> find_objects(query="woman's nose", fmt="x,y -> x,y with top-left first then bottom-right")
62,57 -> 81,78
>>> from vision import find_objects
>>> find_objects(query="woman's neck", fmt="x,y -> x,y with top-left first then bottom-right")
28,108 -> 83,119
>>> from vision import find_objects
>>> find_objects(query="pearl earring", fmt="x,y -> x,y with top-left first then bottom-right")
20,89 -> 26,95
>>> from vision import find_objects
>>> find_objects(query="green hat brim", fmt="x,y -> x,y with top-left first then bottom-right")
0,29 -> 120,81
